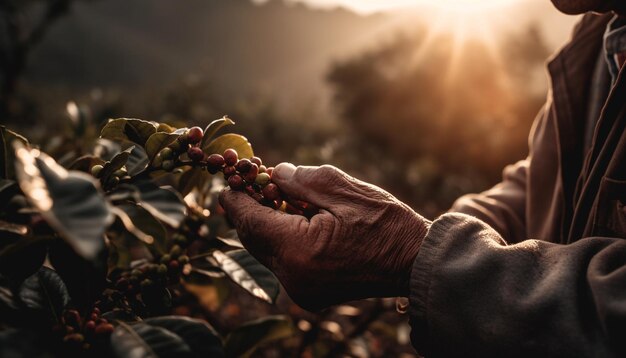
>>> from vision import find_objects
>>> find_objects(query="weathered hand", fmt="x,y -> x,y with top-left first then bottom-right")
219,163 -> 430,310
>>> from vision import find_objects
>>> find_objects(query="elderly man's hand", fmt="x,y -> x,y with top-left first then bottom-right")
219,163 -> 430,310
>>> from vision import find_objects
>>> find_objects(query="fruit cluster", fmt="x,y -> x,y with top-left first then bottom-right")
152,126 -> 206,171
90,165 -> 129,188
54,307 -> 112,352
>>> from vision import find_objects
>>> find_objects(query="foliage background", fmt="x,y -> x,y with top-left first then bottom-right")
0,0 -> 579,356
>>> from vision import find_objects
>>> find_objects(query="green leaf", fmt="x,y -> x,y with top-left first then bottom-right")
111,321 -> 195,358
0,126 -> 28,180
118,203 -> 167,254
126,145 -> 149,177
18,267 -> 70,325
68,155 -> 105,173
13,144 -> 113,260
178,167 -> 210,197
224,316 -> 294,358
136,182 -> 187,228
201,116 -> 235,149
145,132 -> 180,160
212,250 -> 279,304
145,316 -> 224,358
101,118 -> 158,146
99,146 -> 133,181
204,134 -> 253,159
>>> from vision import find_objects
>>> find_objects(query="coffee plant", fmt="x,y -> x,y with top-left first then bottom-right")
0,117 -> 298,357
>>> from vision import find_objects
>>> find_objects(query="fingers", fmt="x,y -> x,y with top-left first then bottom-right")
219,188 -> 309,258
272,163 -> 347,209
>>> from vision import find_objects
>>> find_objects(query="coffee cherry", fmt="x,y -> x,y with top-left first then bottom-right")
91,164 -> 104,178
187,126 -> 204,144
152,154 -> 164,168
131,269 -> 142,277
244,163 -> 259,183
251,156 -> 262,166
245,185 -> 256,196
223,149 -> 238,166
107,176 -> 120,187
90,313 -> 99,321
265,167 -> 274,177
85,320 -> 96,332
160,254 -> 171,264
92,307 -> 101,315
63,309 -> 81,327
178,255 -> 189,265
161,160 -> 175,172
258,165 -> 267,173
160,147 -> 174,160
63,333 -> 85,343
95,323 -> 114,335
187,147 -> 204,161
113,168 -> 127,177
262,183 -> 281,201
170,245 -> 182,258
223,166 -> 236,178
168,260 -> 180,270
255,173 -> 271,187
140,279 -> 153,288
235,158 -> 252,173
228,174 -> 244,190
157,264 -> 168,275
207,154 -> 225,173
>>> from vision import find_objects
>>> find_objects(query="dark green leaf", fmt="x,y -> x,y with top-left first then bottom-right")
14,145 -> 112,260
145,316 -> 224,358
212,250 -> 279,304
68,155 -> 105,173
145,132 -> 179,160
118,203 -> 167,254
178,167 -> 210,197
99,146 -> 133,181
18,267 -> 70,325
101,118 -> 158,146
201,116 -> 235,149
111,321 -> 194,358
136,182 -> 187,228
126,145 -> 149,177
224,316 -> 294,358
0,126 -> 28,180
204,134 -> 253,159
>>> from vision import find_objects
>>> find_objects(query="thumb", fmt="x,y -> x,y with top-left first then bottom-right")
271,163 -> 344,209
219,188 -> 308,259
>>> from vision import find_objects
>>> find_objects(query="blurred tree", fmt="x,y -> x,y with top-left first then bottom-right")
0,0 -> 92,119
327,25 -> 550,215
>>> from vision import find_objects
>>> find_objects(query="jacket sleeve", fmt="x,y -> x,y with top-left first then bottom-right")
409,213 -> 626,358
449,159 -> 528,243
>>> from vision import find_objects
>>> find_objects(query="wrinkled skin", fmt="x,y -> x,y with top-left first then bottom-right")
220,164 -> 429,310
551,0 -> 626,14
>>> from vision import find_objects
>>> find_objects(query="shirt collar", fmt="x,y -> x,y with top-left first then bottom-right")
604,15 -> 626,82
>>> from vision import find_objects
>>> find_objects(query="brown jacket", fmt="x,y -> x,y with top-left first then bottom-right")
409,13 -> 626,357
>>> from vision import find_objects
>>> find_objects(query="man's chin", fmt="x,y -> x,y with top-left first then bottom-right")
550,0 -> 613,15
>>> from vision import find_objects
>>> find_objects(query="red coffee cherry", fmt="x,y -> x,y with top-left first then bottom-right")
244,163 -> 259,183
235,158 -> 252,173
251,156 -> 262,166
265,167 -> 274,177
207,154 -> 225,167
85,320 -> 96,332
187,147 -> 204,161
95,323 -> 114,335
262,183 -> 281,201
187,126 -> 204,144
228,174 -> 244,190
223,149 -> 238,166
223,166 -> 236,178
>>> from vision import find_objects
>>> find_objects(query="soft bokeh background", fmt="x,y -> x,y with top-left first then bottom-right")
0,0 -> 580,216
0,1 -> 580,356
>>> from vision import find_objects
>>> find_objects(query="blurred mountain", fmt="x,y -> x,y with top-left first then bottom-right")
25,0 -> 389,104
